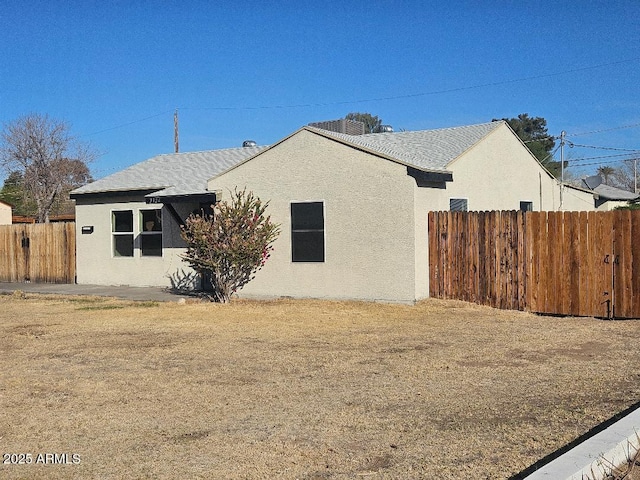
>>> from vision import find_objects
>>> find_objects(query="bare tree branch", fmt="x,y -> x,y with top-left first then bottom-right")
0,114 -> 96,222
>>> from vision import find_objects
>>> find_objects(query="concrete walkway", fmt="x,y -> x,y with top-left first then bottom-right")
0,282 -> 191,302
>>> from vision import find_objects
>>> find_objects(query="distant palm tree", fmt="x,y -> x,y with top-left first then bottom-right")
597,166 -> 616,185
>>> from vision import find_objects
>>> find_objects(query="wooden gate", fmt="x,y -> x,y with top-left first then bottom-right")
428,210 -> 640,319
0,223 -> 76,283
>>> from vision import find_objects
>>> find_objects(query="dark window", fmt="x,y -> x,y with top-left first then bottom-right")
520,201 -> 533,212
112,210 -> 134,257
450,198 -> 468,212
291,202 -> 324,262
140,209 -> 162,256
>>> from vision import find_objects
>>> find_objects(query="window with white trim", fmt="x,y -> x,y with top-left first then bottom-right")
140,209 -> 162,257
112,210 -> 134,257
291,202 -> 324,262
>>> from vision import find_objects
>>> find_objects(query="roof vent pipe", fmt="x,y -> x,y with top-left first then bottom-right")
242,140 -> 257,147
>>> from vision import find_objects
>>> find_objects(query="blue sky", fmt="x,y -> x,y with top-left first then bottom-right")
1,1 -> 638,182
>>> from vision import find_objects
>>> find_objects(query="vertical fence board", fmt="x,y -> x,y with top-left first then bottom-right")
488,212 -> 498,308
566,213 -> 581,316
630,211 -> 640,318
0,223 -> 75,283
468,212 -> 478,303
603,212 -> 615,318
527,212 -> 540,312
427,210 -> 639,318
577,211 -> 590,316
477,211 -> 488,304
614,210 -> 632,318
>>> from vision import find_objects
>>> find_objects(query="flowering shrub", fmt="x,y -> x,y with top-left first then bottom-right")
180,188 -> 280,303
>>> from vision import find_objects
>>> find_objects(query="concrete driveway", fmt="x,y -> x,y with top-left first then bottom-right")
0,282 -> 191,302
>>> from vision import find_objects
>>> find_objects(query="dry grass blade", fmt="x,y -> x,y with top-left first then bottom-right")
605,433 -> 640,480
1,295 -> 640,479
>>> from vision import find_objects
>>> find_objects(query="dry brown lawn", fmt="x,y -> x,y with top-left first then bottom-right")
1,292 -> 640,479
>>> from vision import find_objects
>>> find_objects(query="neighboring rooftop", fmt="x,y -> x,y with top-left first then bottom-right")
581,175 -> 639,201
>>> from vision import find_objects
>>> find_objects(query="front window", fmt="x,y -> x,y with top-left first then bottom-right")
291,202 -> 324,262
112,210 -> 134,257
140,209 -> 162,256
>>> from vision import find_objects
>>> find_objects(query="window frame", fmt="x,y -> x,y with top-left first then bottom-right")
139,208 -> 163,257
449,198 -> 469,212
111,209 -> 134,258
290,201 -> 325,263
520,201 -> 534,212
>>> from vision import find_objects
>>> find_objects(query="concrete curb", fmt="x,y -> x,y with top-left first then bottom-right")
525,406 -> 640,479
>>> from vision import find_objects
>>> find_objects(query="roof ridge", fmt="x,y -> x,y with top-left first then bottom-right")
153,145 -> 268,158
360,120 -> 502,137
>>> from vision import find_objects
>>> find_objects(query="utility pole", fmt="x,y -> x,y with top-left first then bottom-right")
174,109 -> 179,153
560,130 -> 566,210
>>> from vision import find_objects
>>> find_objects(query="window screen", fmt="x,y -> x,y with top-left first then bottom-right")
449,198 -> 468,212
291,202 -> 324,262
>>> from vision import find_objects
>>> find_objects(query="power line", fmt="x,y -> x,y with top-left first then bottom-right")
80,55 -> 640,138
82,110 -> 172,137
568,158 -> 638,168
182,57 -> 640,110
565,152 -> 639,163
567,142 -> 639,152
566,122 -> 640,137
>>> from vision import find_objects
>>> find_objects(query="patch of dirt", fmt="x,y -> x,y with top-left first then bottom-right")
0,295 -> 639,479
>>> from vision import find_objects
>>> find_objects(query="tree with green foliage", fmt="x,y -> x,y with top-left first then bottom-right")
615,201 -> 640,210
180,188 -> 280,303
0,114 -> 96,222
0,171 -> 33,216
494,113 -> 561,177
345,112 -> 383,134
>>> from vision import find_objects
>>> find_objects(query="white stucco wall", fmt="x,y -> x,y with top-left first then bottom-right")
74,123 -> 598,301
596,199 -> 629,211
443,124 -> 594,213
208,129 -> 419,303
411,123 -> 596,300
75,195 -> 196,287
0,202 -> 11,225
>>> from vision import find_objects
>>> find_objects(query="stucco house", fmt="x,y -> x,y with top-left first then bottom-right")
0,200 -> 12,225
71,120 -> 596,302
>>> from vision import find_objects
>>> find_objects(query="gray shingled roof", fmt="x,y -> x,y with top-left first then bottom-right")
593,183 -> 639,201
71,146 -> 268,196
72,121 -> 505,197
306,121 -> 503,171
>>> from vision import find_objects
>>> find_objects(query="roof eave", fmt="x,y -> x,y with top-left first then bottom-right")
70,187 -> 166,200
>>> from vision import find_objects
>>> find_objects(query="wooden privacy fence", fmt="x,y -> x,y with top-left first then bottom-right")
0,223 -> 76,283
428,210 -> 640,319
